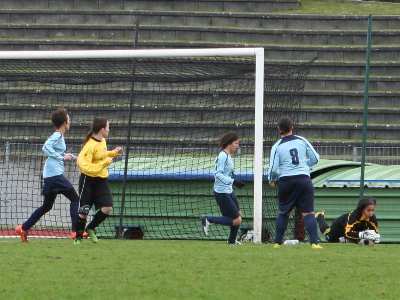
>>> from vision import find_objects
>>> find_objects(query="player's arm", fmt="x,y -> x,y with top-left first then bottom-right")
368,215 -> 379,232
267,142 -> 280,183
344,212 -> 362,242
107,149 -> 121,158
97,148 -> 120,159
42,132 -> 64,160
344,223 -> 361,242
214,153 -> 234,185
304,138 -> 320,167
94,141 -> 122,160
77,143 -> 112,176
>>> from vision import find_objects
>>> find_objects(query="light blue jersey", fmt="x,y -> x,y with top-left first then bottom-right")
42,131 -> 66,178
267,135 -> 319,181
214,151 -> 235,194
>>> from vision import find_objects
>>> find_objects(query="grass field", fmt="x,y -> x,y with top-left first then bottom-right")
1,239 -> 399,300
282,0 -> 400,15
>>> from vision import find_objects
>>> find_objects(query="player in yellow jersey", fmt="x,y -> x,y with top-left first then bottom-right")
74,117 -> 122,244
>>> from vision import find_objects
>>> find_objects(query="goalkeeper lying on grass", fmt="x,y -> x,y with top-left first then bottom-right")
316,197 -> 380,245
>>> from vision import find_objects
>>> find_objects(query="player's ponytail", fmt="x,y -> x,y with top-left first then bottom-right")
219,132 -> 239,150
83,129 -> 94,145
83,117 -> 108,145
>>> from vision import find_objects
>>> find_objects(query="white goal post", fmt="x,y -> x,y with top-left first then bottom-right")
0,48 -> 265,243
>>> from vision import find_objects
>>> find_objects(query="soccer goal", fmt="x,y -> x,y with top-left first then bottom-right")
0,48 -> 305,242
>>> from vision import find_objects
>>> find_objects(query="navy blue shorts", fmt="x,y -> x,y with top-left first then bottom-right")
214,192 -> 240,219
277,175 -> 314,215
42,175 -> 75,196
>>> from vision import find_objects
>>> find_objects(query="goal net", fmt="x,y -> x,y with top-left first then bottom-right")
0,49 -> 306,242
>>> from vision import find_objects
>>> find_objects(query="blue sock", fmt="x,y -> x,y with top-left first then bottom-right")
304,214 -> 319,244
207,216 -> 233,226
274,213 -> 289,244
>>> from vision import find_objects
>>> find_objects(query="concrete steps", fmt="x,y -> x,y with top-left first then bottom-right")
1,38 -> 399,62
0,6 -> 397,148
1,135 -> 396,147
1,10 -> 400,30
1,102 -> 399,124
1,23 -> 399,46
1,119 -> 399,142
0,84 -> 398,109
0,0 -> 300,12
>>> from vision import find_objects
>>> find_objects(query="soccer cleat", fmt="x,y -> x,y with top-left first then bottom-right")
73,238 -> 82,246
228,240 -> 242,246
311,243 -> 323,250
70,231 -> 89,239
87,229 -> 99,243
15,225 -> 28,242
273,243 -> 281,249
201,217 -> 210,236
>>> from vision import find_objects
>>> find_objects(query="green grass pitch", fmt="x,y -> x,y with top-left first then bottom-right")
1,239 -> 398,300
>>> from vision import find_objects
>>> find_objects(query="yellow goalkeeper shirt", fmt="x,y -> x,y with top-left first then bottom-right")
77,137 -> 119,178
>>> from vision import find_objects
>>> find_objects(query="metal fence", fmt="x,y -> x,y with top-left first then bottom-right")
316,145 -> 400,165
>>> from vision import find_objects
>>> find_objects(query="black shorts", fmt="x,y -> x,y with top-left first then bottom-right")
278,174 -> 314,215
78,174 -> 113,210
214,192 -> 240,219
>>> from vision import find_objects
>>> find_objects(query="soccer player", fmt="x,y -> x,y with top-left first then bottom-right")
316,197 -> 380,245
16,108 -> 79,242
74,117 -> 122,245
267,117 -> 322,249
201,132 -> 245,245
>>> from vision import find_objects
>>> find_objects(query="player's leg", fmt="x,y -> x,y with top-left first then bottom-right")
16,177 -> 58,242
227,193 -> 242,245
55,175 -> 79,233
75,174 -> 92,244
204,192 -> 235,231
85,179 -> 113,243
85,206 -> 111,243
315,212 -> 330,235
297,176 -> 321,248
204,192 -> 241,244
17,192 -> 56,241
274,178 -> 294,245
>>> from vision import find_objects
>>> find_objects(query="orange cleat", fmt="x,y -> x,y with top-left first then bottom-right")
15,225 -> 28,242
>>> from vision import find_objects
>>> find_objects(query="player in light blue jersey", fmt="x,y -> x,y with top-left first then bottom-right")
201,132 -> 245,245
267,117 -> 322,249
16,108 -> 79,242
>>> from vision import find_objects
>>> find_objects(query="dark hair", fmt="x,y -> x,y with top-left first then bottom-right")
354,197 -> 377,219
84,117 -> 108,144
219,132 -> 239,149
51,108 -> 68,129
278,117 -> 294,135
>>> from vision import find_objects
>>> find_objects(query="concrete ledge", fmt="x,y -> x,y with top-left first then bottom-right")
0,0 -> 300,12
0,136 -> 396,147
1,24 -> 400,46
1,10 -> 400,30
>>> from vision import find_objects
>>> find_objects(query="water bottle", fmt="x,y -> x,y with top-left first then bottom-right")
283,239 -> 299,246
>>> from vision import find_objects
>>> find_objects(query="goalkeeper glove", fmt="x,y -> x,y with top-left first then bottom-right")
359,230 -> 380,243
233,180 -> 245,189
